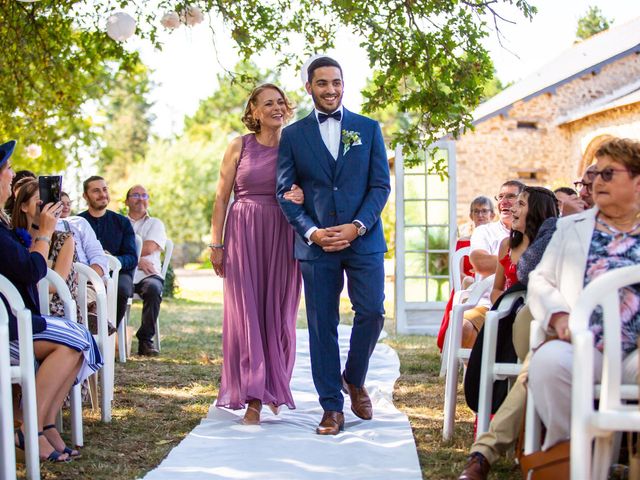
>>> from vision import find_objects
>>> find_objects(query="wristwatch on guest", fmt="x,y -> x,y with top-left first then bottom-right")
352,220 -> 367,237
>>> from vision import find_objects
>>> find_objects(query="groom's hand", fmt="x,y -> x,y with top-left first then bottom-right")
312,224 -> 357,252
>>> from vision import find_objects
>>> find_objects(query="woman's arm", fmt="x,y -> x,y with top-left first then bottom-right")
490,238 -> 509,304
210,137 -> 242,277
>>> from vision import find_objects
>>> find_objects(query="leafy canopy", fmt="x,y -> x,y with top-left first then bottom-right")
1,0 -> 536,170
576,6 -> 612,41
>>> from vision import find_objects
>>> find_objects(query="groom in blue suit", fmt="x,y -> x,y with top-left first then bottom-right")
277,57 -> 390,435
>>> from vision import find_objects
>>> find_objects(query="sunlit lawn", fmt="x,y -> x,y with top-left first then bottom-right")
18,283 -> 521,480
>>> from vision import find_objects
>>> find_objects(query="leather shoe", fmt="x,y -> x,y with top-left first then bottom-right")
138,341 -> 159,357
316,410 -> 344,435
341,372 -> 372,420
458,452 -> 491,480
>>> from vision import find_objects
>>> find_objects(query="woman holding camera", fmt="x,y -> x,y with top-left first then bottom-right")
0,140 -> 102,462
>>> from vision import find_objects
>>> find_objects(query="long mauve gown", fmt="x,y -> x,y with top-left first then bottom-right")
216,133 -> 301,410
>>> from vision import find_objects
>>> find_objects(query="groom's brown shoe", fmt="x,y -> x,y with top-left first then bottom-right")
316,411 -> 344,435
342,372 -> 373,420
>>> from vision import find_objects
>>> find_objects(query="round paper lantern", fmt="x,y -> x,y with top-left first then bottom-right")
25,144 -> 42,159
180,5 -> 204,26
300,54 -> 334,86
106,12 -> 136,41
160,11 -> 180,30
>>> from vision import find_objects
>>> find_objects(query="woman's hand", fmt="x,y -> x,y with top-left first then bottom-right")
38,202 -> 63,236
549,312 -> 571,341
210,248 -> 224,277
283,184 -> 304,205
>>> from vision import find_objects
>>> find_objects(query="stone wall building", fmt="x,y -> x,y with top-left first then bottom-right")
455,18 -> 640,224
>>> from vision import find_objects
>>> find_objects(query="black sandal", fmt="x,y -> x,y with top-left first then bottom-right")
43,424 -> 81,458
15,429 -> 71,463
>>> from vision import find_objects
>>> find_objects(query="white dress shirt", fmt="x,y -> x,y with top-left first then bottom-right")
128,213 -> 167,284
315,105 -> 343,160
56,216 -> 109,277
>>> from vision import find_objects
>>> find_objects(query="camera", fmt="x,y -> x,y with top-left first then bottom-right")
38,175 -> 62,206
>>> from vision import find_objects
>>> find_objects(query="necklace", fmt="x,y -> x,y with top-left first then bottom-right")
596,213 -> 640,239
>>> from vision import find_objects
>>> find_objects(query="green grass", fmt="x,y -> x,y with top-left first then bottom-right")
17,289 -> 521,480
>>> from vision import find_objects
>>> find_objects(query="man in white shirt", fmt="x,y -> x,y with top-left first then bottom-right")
462,180 -> 525,348
125,184 -> 167,357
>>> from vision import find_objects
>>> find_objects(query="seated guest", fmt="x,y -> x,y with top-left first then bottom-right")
4,169 -> 35,216
79,176 -> 137,328
489,187 -> 558,304
12,179 -> 82,323
553,186 -> 579,217
528,138 -> 640,451
458,170 -> 595,480
125,184 -> 167,356
462,180 -> 524,348
437,196 -> 495,352
0,140 -> 102,462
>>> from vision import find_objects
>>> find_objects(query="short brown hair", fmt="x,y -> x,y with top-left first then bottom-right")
83,175 -> 105,194
241,84 -> 294,133
595,138 -> 640,176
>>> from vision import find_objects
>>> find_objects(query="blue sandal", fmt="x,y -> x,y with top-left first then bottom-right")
15,429 -> 71,463
43,424 -> 81,458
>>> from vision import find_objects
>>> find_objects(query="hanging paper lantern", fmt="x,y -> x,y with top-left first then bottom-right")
106,12 -> 136,41
25,144 -> 42,159
180,5 -> 204,26
160,11 -> 180,30
300,54 -> 333,86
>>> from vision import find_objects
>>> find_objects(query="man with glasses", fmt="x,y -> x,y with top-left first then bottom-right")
125,184 -> 167,356
80,176 -> 138,339
462,180 -> 525,348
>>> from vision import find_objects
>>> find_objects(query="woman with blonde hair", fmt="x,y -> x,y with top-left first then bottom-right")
210,84 -> 303,424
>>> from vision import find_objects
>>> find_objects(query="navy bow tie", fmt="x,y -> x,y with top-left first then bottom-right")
318,111 -> 342,124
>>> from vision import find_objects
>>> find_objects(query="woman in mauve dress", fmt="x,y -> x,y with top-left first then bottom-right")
209,84 -> 303,425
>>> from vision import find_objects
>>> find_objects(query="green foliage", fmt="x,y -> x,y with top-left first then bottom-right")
163,263 -> 177,298
576,6 -> 612,41
0,0 -> 536,173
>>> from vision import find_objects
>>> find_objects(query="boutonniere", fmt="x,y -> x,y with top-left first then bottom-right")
342,129 -> 362,155
14,227 -> 32,248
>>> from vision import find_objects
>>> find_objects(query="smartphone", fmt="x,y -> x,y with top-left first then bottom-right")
38,175 -> 63,206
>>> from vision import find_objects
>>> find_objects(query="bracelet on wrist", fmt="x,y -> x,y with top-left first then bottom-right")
208,243 -> 224,249
35,235 -> 51,245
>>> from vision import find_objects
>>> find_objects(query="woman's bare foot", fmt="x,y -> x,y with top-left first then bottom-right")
242,399 -> 262,425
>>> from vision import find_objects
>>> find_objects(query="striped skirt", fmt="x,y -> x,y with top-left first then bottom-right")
10,316 -> 103,385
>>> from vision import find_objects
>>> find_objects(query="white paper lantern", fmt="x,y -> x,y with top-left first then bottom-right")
301,54 -> 334,86
106,12 -> 136,42
25,144 -> 42,159
160,11 -> 180,30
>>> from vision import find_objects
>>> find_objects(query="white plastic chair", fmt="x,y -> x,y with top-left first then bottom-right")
74,263 -> 112,422
37,269 -> 83,447
0,275 -> 35,480
439,246 -> 471,377
104,255 -> 121,399
126,238 -> 173,353
442,274 -> 495,440
570,264 -> 640,480
476,290 -> 526,435
117,235 -> 142,362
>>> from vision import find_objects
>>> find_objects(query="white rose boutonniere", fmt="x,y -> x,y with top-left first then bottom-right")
342,130 -> 362,155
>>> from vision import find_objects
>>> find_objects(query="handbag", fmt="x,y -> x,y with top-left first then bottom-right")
519,440 -> 570,480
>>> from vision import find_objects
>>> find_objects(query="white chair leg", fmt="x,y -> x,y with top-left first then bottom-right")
443,306 -> 464,441
118,306 -> 129,363
477,312 -> 498,436
155,315 -> 161,351
21,374 -> 39,480
0,329 -> 16,480
592,434 -> 615,480
439,328 -> 450,378
524,387 -> 541,455
106,334 -> 116,404
70,384 -> 83,447
101,359 -> 112,423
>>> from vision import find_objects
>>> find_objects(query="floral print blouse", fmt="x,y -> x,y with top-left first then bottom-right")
585,229 -> 640,354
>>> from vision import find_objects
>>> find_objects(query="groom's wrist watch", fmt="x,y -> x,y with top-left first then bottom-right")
352,220 -> 367,237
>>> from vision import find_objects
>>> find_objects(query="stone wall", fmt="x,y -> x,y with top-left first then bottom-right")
454,53 -> 640,223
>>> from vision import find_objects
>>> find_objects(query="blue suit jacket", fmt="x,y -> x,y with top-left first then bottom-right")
277,109 -> 391,260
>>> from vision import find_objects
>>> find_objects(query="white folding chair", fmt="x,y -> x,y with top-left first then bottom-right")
0,275 -> 38,480
74,263 -> 112,422
476,290 -> 526,435
570,265 -> 640,480
0,297 -> 16,480
440,246 -> 471,377
117,235 -> 142,362
442,274 -> 495,440
104,256 -> 120,399
37,269 -> 83,447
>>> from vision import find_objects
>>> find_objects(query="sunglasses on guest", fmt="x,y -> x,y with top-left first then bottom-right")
585,167 -> 630,183
128,193 -> 149,200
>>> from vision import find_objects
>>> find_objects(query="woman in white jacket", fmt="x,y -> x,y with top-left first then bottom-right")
528,137 -> 640,450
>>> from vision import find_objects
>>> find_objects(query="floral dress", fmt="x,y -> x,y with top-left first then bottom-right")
585,229 -> 640,354
48,231 -> 83,324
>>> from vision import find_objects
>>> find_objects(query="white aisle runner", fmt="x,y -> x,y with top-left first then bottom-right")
142,325 -> 422,480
